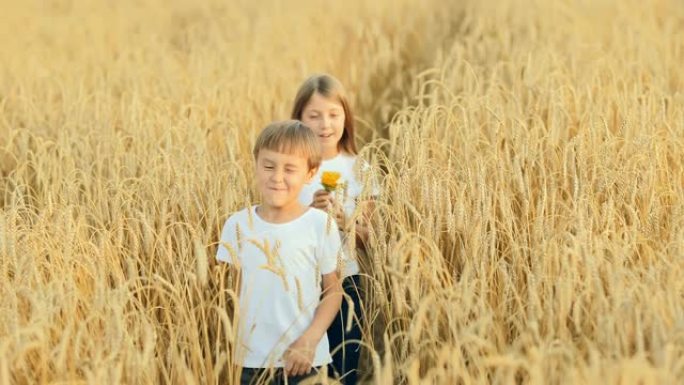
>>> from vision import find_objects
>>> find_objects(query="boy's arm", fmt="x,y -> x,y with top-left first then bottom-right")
283,271 -> 342,377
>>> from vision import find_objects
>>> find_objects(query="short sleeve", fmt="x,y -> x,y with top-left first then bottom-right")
216,216 -> 240,265
316,215 -> 342,275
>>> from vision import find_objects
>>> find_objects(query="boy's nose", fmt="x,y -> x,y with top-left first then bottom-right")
270,169 -> 284,181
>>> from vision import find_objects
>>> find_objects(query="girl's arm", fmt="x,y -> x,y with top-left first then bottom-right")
310,189 -> 376,250
310,189 -> 348,231
353,198 -> 375,250
283,272 -> 342,376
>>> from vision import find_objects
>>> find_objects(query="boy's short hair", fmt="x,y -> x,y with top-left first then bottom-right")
253,120 -> 321,170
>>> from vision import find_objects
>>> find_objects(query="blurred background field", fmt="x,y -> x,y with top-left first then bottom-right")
1,0 -> 683,384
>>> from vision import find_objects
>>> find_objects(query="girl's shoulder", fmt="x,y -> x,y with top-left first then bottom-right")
320,152 -> 356,173
339,151 -> 373,173
336,151 -> 364,169
339,151 -> 380,196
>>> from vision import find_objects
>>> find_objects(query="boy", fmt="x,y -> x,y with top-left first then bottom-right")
216,120 -> 343,385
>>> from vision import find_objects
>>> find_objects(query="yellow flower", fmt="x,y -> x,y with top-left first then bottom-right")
321,171 -> 341,192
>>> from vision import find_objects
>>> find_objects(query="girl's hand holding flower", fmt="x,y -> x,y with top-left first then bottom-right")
311,171 -> 346,229
311,189 -> 346,229
321,171 -> 341,192
311,189 -> 334,210
313,171 -> 342,210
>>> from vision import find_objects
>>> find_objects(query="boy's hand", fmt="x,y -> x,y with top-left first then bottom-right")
283,333 -> 317,376
282,272 -> 341,376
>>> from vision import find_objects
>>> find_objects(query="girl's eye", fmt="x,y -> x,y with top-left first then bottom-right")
264,166 -> 274,170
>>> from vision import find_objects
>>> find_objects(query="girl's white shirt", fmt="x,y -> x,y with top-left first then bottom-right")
298,153 -> 378,277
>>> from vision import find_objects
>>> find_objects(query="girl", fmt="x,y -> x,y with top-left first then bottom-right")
293,74 -> 376,385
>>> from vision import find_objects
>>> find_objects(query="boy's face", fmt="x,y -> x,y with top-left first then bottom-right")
255,149 -> 316,211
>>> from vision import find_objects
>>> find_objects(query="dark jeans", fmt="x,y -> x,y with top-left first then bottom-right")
327,275 -> 364,385
239,367 -> 323,385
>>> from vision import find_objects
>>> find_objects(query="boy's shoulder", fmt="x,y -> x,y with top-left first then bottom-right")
223,206 -> 254,226
275,208 -> 333,236
301,208 -> 340,238
305,207 -> 329,223
224,206 -> 330,229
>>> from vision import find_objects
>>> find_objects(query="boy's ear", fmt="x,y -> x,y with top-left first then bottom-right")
305,167 -> 318,184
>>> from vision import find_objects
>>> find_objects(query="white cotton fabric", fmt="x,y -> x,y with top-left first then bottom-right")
216,206 -> 341,368
298,153 -> 379,277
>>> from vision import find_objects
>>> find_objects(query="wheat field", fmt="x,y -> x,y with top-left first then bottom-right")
1,0 -> 683,384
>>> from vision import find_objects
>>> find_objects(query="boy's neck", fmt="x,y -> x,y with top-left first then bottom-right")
256,202 -> 308,224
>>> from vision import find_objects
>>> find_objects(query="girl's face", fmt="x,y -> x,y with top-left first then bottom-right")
300,92 -> 345,158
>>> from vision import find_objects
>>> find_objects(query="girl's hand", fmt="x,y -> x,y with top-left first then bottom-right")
333,206 -> 346,230
310,189 -> 334,210
311,189 -> 348,230
311,190 -> 346,229
283,334 -> 317,376
354,215 -> 370,249
353,199 -> 374,249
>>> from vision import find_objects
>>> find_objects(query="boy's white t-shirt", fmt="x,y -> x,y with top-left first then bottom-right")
216,206 -> 341,368
298,153 -> 378,277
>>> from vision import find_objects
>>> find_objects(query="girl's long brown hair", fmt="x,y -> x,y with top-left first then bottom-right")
291,74 -> 357,155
